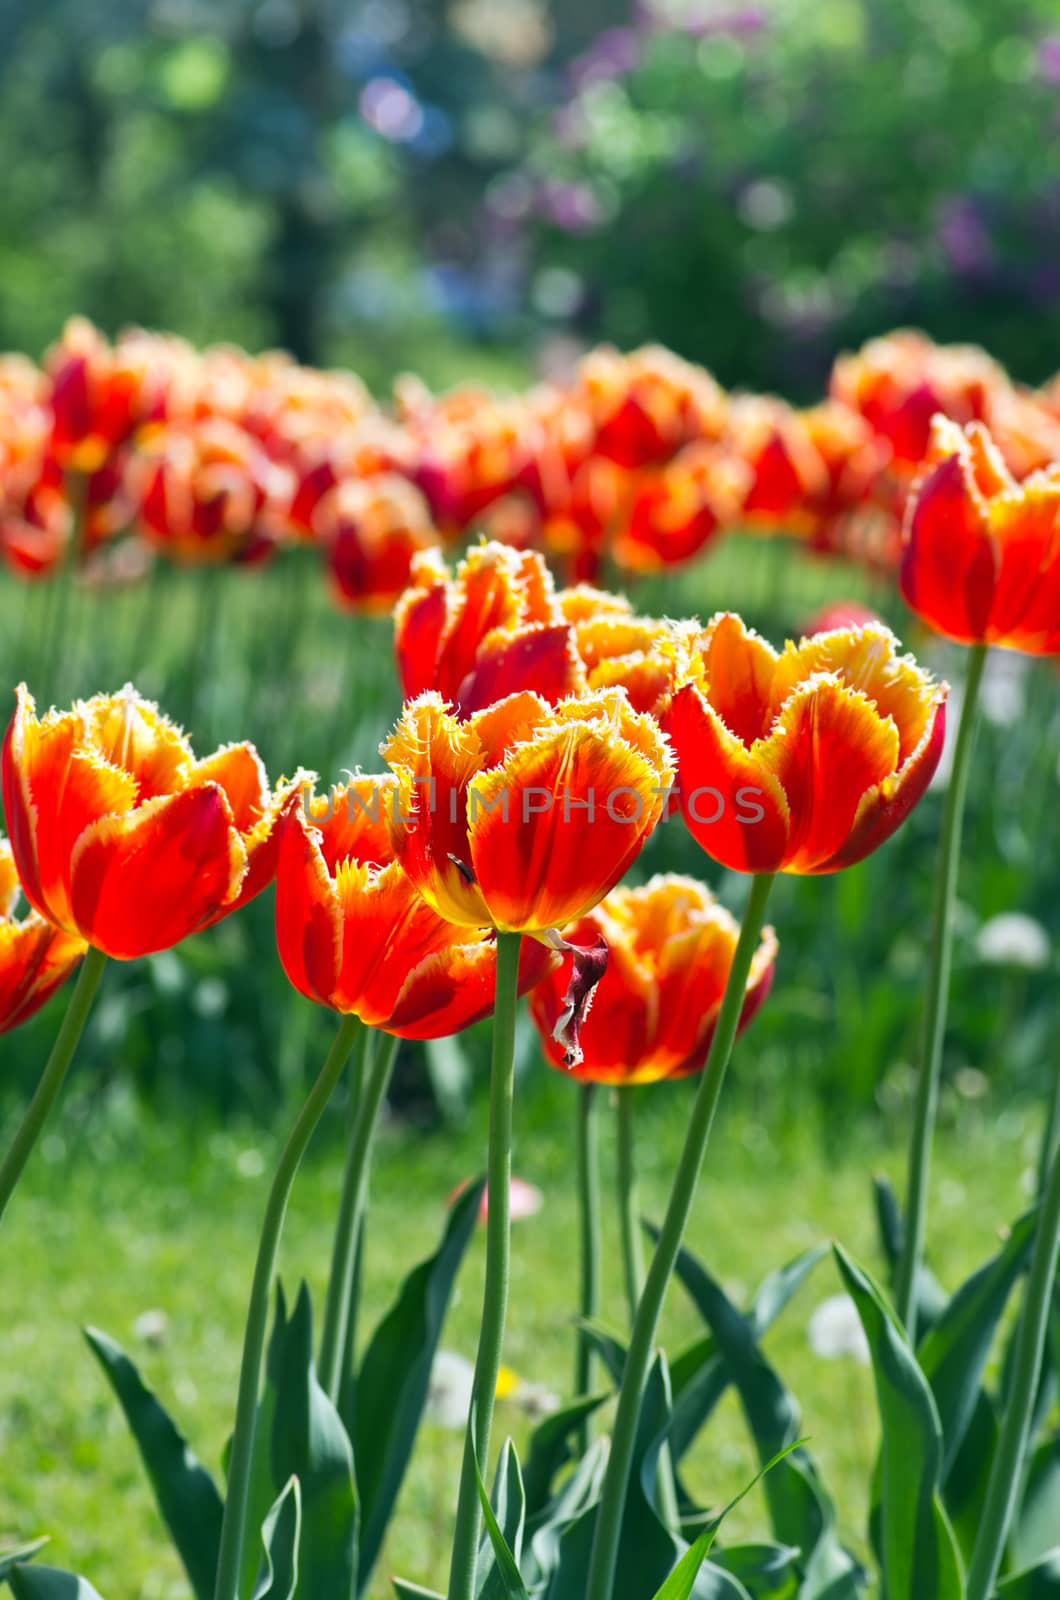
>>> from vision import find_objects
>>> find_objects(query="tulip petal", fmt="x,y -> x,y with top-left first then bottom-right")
384,932 -> 558,1039
0,842 -> 19,918
773,624 -> 937,762
759,677 -> 900,873
0,918 -> 86,1035
274,806 -> 343,1005
456,623 -> 583,715
900,453 -> 998,643
987,484 -> 1060,652
825,693 -> 947,871
667,683 -> 790,874
191,742 -> 268,831
3,688 -> 138,932
332,857 -> 463,1019
698,612 -> 780,745
83,687 -> 194,800
466,717 -> 667,934
69,783 -> 246,958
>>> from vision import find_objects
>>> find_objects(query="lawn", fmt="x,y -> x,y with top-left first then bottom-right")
0,1079 -> 1042,1598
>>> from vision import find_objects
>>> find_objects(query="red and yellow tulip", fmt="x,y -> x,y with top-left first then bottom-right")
2,684 -> 299,958
382,687 -> 673,935
901,416 -> 1060,655
666,614 -> 946,875
529,874 -> 777,1085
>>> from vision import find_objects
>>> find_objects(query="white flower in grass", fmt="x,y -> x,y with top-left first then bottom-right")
426,1350 -> 475,1430
808,1295 -> 870,1365
976,913 -> 1050,971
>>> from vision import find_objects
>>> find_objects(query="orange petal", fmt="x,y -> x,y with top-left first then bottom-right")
759,678 -> 899,873
308,774 -> 397,873
900,452 -> 997,643
457,624 -> 583,715
274,806 -> 342,1006
666,683 -> 790,874
0,839 -> 19,918
386,934 -> 558,1040
2,686 -> 137,932
331,857 -> 463,1018
382,694 -> 491,927
68,784 -> 246,958
0,918 -> 86,1035
987,482 -> 1060,650
772,624 -> 937,764
191,742 -> 269,831
82,685 -> 193,800
825,693 -> 946,871
467,714 -> 669,934
699,612 -> 779,745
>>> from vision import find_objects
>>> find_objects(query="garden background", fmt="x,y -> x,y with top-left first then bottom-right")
2,1 -> 1060,1594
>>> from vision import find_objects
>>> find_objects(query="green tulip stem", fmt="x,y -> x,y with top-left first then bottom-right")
966,1131 -> 1060,1600
575,1080 -> 601,1443
212,1010 -> 361,1600
585,872 -> 776,1600
0,945 -> 107,1226
318,1025 -> 400,1402
617,1085 -> 645,1324
447,931 -> 522,1600
895,643 -> 987,1339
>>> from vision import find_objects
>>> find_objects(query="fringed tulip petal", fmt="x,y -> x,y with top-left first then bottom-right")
68,784 -> 247,959
274,806 -> 343,1006
758,678 -> 899,874
667,684 -> 790,874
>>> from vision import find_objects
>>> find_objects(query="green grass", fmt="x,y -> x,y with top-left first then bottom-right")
0,1078 -> 1043,1598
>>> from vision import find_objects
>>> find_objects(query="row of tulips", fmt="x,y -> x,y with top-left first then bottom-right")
0,388 -> 1058,1599
8,319 -> 1060,614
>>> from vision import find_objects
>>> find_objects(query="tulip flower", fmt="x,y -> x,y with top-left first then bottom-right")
381,686 -> 674,936
394,541 -> 582,713
830,328 -> 1005,469
275,777 -> 557,1035
529,874 -> 777,1086
2,684 -> 299,958
320,475 -> 438,615
666,613 -> 947,875
573,344 -> 725,468
0,836 -> 86,1035
45,318 -> 173,473
125,417 -> 290,565
901,416 -> 1060,655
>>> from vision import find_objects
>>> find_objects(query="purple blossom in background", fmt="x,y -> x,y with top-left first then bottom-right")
937,196 -> 995,276
634,0 -> 768,39
569,27 -> 642,91
1039,34 -> 1060,84
537,179 -> 606,234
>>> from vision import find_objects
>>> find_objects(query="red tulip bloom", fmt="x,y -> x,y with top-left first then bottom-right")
573,345 -> 725,469
321,475 -> 438,614
275,778 -> 556,1035
0,836 -> 86,1035
529,875 -> 777,1084
666,614 -> 946,874
382,688 -> 673,935
394,542 -> 583,714
45,318 -> 174,473
901,417 -> 1060,655
3,685 -> 300,958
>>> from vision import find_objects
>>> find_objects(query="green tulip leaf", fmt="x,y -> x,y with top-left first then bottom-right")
475,1447 -> 532,1600
0,1545 -> 49,1585
83,1326 -> 223,1600
252,1476 -> 301,1600
918,1208 -> 1037,1475
269,1284 -> 358,1600
520,1390 -> 610,1520
833,1246 -> 963,1600
7,1567 -> 105,1600
477,1439 -> 527,1600
353,1177 -> 485,1590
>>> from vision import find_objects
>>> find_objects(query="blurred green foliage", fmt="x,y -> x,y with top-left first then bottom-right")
7,0 -> 1060,395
